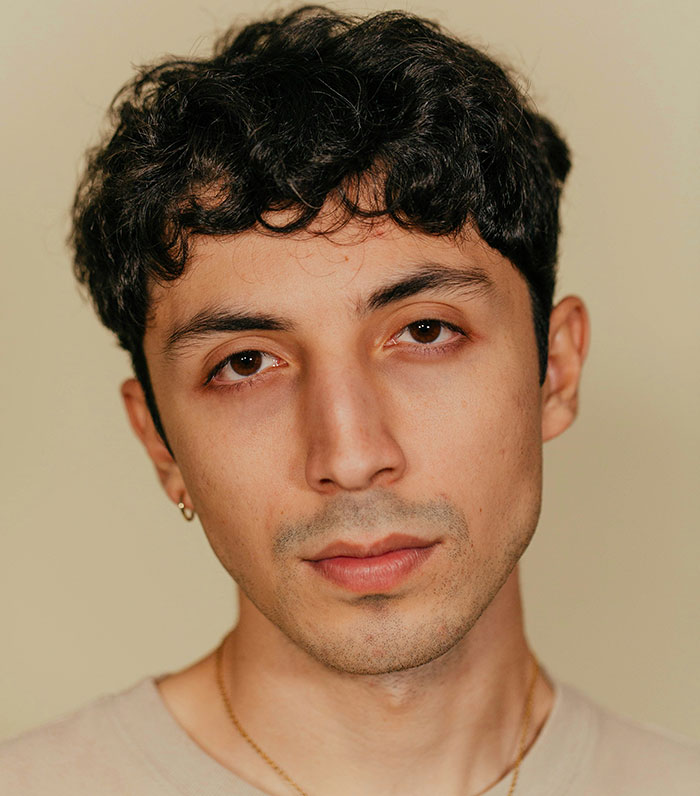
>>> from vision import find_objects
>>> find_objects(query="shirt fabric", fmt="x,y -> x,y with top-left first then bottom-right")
1,675 -> 699,795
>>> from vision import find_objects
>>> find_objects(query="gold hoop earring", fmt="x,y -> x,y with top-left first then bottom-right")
177,500 -> 195,522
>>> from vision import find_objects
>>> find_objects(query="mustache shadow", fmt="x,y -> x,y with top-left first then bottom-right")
272,490 -> 469,558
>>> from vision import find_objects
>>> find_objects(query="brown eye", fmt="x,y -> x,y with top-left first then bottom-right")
208,349 -> 282,386
407,320 -> 443,343
229,350 -> 263,376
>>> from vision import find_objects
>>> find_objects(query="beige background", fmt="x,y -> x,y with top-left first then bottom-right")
2,0 -> 698,741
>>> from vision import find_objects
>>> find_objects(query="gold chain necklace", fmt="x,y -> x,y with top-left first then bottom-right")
215,641 -> 539,796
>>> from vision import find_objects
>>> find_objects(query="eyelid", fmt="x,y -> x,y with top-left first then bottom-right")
389,318 -> 468,347
205,349 -> 283,385
203,317 -> 468,388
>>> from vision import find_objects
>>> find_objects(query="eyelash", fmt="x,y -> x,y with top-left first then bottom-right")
204,352 -> 282,389
391,319 -> 467,356
205,319 -> 468,390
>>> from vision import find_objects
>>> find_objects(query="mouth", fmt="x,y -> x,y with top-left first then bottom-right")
304,534 -> 439,593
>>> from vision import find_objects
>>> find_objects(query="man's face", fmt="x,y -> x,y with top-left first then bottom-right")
141,221 -> 546,674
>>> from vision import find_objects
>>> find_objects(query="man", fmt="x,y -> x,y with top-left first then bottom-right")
2,5 -> 698,795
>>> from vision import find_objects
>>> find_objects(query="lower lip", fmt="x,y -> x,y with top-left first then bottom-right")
308,546 -> 436,593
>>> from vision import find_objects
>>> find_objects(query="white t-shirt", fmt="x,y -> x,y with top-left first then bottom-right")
1,675 -> 698,794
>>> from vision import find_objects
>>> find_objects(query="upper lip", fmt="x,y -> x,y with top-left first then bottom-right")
305,533 -> 438,561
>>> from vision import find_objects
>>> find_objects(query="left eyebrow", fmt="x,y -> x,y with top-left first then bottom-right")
163,309 -> 295,358
357,263 -> 494,315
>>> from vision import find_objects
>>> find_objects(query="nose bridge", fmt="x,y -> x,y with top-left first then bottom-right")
303,355 -> 405,492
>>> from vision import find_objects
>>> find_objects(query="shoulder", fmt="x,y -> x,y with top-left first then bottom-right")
0,679 -> 169,795
557,680 -> 700,795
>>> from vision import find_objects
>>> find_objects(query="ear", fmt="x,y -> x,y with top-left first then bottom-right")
541,296 -> 590,442
121,378 -> 193,512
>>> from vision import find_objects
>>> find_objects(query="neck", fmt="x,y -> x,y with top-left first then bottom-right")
159,567 -> 554,796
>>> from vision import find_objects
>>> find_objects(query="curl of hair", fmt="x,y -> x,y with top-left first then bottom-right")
72,5 -> 570,432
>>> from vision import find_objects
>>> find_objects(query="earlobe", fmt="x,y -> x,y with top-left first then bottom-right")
541,296 -> 590,442
120,378 -> 193,511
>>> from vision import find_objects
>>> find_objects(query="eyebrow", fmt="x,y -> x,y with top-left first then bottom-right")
163,311 -> 294,357
358,262 -> 493,315
162,262 -> 493,358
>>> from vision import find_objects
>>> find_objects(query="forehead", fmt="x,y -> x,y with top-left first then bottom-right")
144,220 -> 527,354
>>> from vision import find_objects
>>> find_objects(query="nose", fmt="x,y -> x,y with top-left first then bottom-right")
304,362 -> 407,494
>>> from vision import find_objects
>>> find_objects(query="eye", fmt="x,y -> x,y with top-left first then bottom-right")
393,319 -> 465,347
208,350 -> 282,384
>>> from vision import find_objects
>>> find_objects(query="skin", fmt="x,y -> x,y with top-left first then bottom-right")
123,217 -> 589,796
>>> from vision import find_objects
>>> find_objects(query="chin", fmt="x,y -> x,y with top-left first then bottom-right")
282,603 -> 484,676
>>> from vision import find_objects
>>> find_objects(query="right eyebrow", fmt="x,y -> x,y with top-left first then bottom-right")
162,308 -> 295,359
358,262 -> 494,316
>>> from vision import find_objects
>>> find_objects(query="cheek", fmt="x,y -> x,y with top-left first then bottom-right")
169,415 -> 283,571
167,396 -> 315,587
170,385 -> 291,501
397,357 -> 543,537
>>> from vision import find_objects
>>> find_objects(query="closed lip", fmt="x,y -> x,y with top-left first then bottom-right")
304,533 -> 438,561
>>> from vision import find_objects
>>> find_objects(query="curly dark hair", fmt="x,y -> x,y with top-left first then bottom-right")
71,5 -> 571,441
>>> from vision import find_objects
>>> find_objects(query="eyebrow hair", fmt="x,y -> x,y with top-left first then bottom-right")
358,263 -> 493,315
162,262 -> 493,358
163,310 -> 294,357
